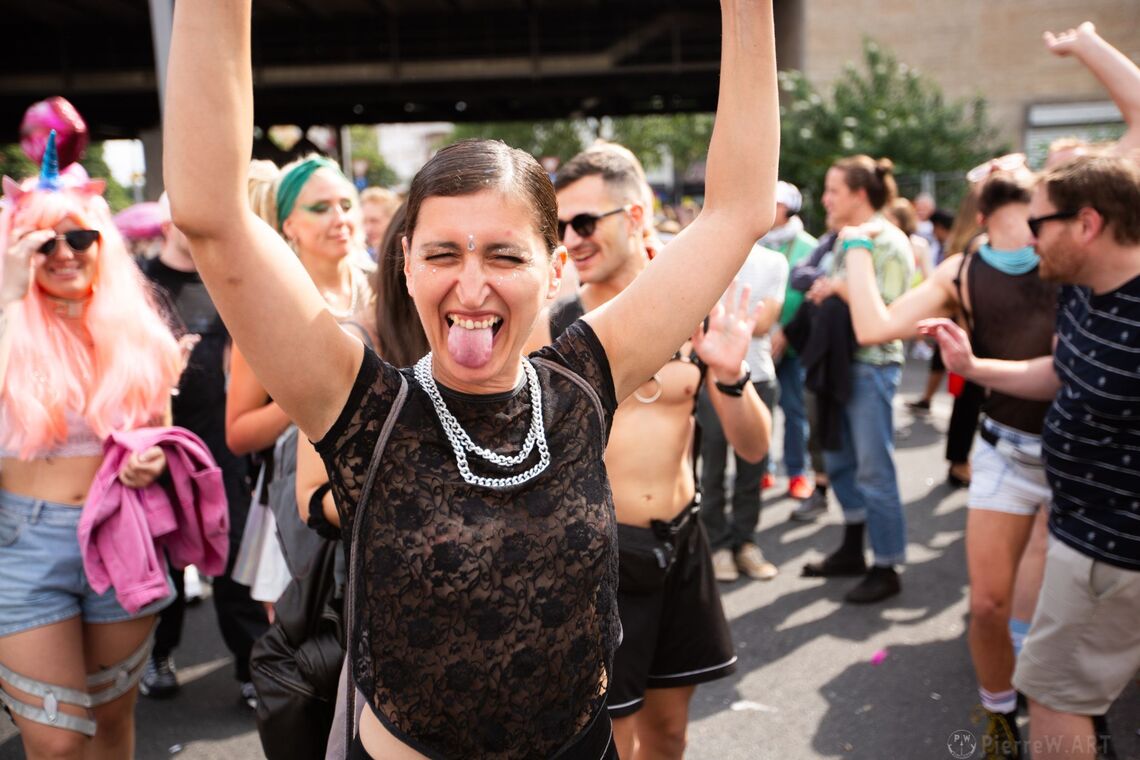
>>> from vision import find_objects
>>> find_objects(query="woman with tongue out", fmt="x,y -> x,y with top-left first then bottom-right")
166,1 -> 778,756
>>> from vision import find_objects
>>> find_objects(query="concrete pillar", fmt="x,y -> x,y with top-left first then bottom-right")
141,127 -> 164,201
775,0 -> 806,72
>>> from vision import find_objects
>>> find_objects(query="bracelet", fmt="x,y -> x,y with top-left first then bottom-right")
306,482 -> 341,540
714,361 -> 751,397
841,237 -> 873,252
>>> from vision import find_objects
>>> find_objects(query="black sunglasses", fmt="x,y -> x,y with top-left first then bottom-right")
557,207 -> 626,240
1027,210 -> 1079,238
38,229 -> 100,255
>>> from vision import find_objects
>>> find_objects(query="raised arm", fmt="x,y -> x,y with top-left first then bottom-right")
918,318 -> 1061,401
1044,22 -> 1140,157
164,0 -> 360,440
692,283 -> 772,463
584,0 -> 778,401
847,248 -> 960,345
224,346 -> 293,456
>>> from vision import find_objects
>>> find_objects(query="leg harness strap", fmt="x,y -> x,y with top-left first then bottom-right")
0,630 -> 154,736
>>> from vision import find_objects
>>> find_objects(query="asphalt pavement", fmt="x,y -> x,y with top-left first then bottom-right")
1,358 -> 1137,759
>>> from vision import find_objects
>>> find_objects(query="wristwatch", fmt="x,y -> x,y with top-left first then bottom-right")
714,361 -> 751,397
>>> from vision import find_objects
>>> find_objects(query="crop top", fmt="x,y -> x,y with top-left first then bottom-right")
315,320 -> 621,759
0,405 -> 104,459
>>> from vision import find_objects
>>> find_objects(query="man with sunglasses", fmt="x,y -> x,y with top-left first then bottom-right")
528,143 -> 772,760
922,155 -> 1140,760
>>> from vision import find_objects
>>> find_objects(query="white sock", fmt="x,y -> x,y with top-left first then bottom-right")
979,687 -> 1017,714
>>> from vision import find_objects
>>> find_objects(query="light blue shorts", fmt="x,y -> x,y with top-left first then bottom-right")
968,419 -> 1050,517
0,490 -> 173,637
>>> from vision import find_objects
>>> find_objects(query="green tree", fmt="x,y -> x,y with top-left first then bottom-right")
80,143 -> 133,212
446,120 -> 589,165
0,141 -> 133,212
779,39 -> 1007,228
0,144 -> 36,182
609,113 -> 715,203
347,125 -> 399,188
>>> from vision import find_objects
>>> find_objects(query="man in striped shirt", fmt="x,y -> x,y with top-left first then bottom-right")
922,154 -> 1140,760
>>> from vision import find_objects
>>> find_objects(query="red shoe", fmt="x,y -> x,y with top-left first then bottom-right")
787,475 -> 814,500
761,473 -> 775,490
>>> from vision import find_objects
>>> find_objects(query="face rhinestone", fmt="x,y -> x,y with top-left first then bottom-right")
415,353 -> 550,489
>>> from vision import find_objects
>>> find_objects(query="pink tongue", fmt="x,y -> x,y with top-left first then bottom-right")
447,323 -> 495,368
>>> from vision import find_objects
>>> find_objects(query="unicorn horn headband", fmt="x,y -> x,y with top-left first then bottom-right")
38,130 -> 63,191
1,128 -> 105,203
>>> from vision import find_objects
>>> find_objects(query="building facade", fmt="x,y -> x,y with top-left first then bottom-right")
785,0 -> 1139,159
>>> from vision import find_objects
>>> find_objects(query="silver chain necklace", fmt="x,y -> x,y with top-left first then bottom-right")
414,353 -> 550,489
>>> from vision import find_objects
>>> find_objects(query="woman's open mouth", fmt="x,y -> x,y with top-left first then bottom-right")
445,313 -> 504,368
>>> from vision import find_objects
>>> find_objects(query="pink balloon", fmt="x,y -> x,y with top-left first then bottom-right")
20,97 -> 89,167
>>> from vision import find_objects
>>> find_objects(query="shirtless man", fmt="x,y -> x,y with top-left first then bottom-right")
528,143 -> 771,760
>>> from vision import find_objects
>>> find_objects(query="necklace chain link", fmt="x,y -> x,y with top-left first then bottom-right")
414,354 -> 551,489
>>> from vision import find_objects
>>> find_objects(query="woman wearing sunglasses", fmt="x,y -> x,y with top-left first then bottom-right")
845,167 -> 1058,756
0,142 -> 184,757
227,156 -> 374,621
165,0 -> 777,756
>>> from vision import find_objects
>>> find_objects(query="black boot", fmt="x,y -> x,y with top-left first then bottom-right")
979,709 -> 1021,759
844,565 -> 901,604
1093,714 -> 1116,760
802,522 -> 867,577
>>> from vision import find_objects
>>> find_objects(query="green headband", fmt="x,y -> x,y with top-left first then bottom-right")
275,156 -> 345,230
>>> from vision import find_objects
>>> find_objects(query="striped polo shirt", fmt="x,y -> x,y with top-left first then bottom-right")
1043,276 -> 1140,571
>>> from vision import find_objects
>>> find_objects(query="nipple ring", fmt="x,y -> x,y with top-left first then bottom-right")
634,375 -> 663,404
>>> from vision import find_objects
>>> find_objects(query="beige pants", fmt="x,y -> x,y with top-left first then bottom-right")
1013,537 -> 1140,715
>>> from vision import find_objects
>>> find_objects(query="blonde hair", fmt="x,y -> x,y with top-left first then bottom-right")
247,159 -> 281,229
361,186 -> 401,214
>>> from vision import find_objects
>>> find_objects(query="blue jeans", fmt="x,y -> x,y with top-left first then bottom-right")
776,353 -> 809,477
822,362 -> 907,566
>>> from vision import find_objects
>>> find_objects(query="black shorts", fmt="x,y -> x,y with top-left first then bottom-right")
608,503 -> 737,718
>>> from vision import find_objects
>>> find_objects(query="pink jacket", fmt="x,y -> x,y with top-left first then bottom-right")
79,426 -> 230,614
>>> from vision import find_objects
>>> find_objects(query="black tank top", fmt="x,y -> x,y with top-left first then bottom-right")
964,254 -> 1058,434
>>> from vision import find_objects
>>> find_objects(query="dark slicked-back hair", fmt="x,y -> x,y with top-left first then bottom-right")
1040,155 -> 1140,246
404,139 -> 560,254
372,202 -> 429,367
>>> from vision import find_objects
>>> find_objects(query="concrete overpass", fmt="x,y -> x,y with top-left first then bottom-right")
0,0 -> 805,141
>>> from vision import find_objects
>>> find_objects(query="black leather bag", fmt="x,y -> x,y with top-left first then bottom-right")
250,535 -> 344,760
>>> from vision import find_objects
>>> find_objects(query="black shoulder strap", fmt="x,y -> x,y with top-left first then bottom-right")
954,253 -> 975,334
548,295 -> 586,340
344,372 -> 409,754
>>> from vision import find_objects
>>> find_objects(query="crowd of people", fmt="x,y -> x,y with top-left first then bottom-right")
0,4 -> 1137,759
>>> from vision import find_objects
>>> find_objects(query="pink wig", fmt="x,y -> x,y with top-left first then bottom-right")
0,181 -> 182,459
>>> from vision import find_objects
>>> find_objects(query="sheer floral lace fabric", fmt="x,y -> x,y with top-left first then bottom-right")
316,321 -> 620,758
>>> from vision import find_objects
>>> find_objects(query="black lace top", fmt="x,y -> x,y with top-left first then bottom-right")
315,321 -> 620,759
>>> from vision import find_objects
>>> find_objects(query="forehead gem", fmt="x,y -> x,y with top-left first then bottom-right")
467,234 -> 476,252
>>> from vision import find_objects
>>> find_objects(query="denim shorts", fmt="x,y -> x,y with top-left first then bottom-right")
968,418 -> 1050,517
0,490 -> 173,637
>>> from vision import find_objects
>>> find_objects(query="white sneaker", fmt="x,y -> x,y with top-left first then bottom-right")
735,543 -> 778,580
184,565 -> 204,605
712,548 -> 739,582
